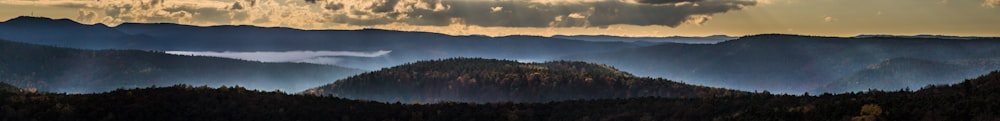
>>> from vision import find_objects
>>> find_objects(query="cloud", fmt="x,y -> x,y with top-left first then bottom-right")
631,0 -> 704,4
685,15 -> 712,25
1,0 -> 331,27
25,0 -> 238,24
312,0 -> 758,28
230,2 -> 245,10
567,13 -> 587,19
755,0 -> 772,4
324,3 -> 344,11
824,16 -> 837,22
0,0 -> 758,33
985,0 -> 1000,8
490,6 -> 503,13
77,10 -> 100,23
164,50 -> 393,65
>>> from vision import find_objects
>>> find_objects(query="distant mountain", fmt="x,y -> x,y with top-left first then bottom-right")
0,16 -> 156,49
816,57 -> 1000,93
0,40 -> 364,93
562,34 -> 1000,93
854,34 -> 995,40
304,58 -> 746,103
552,35 -> 735,45
0,16 -> 640,70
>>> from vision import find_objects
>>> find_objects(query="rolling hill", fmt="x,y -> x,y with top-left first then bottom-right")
562,34 -> 1000,93
2,70 -> 998,120
815,57 -> 1000,93
304,58 -> 746,103
0,40 -> 364,93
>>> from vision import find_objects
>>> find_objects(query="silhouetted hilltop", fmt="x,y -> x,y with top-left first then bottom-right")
0,82 -> 19,93
942,71 -> 1000,93
0,16 -> 150,49
552,34 -> 735,44
855,34 -> 996,40
304,58 -> 744,103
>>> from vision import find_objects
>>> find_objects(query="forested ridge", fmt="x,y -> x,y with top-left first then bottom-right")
0,39 -> 364,93
305,58 -> 746,103
0,16 -> 642,70
2,71 -> 999,121
562,34 -> 1000,93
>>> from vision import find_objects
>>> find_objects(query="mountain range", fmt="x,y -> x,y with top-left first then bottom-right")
552,35 -> 735,45
3,70 -> 999,120
562,34 -> 1000,93
4,16 -> 1000,94
0,39 -> 363,93
0,16 -> 641,70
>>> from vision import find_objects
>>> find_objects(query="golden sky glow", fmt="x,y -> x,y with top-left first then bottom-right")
0,0 -> 998,37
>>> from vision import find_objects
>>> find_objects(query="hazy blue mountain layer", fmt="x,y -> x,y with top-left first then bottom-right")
563,34 -> 1000,93
0,39 -> 364,93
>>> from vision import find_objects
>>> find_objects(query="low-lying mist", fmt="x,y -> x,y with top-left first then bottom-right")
165,50 -> 392,65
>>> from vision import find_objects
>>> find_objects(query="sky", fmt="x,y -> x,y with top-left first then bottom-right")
0,0 -> 998,37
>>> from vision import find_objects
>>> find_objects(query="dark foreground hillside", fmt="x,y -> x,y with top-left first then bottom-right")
3,71 -> 1000,121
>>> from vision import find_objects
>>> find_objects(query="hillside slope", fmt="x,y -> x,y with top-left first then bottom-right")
0,82 -> 19,93
814,57 -> 1000,93
562,34 -> 1000,93
304,58 -> 745,103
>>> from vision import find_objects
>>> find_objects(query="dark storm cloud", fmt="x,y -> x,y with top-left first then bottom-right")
230,2 -> 244,10
317,0 -> 757,28
141,0 -> 165,9
633,0 -> 705,4
246,0 -> 257,7
50,2 -> 90,8
95,2 -> 234,24
324,3 -> 344,11
167,6 -> 237,23
304,0 -> 320,4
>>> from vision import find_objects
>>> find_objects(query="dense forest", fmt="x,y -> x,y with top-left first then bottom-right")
0,39 -> 363,93
304,58 -> 746,103
3,71 -> 999,120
